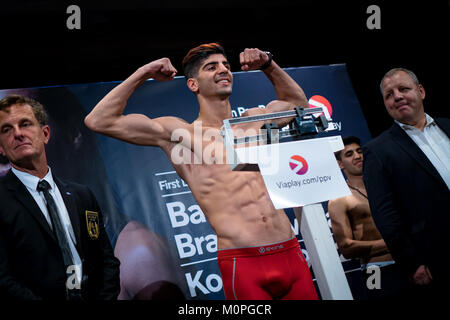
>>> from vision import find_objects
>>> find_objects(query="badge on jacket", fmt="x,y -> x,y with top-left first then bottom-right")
85,210 -> 100,240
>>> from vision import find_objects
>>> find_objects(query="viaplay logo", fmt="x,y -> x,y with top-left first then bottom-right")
308,95 -> 332,119
289,155 -> 308,175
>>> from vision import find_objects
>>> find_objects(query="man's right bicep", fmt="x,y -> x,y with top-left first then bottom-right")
328,200 -> 353,240
105,114 -> 186,147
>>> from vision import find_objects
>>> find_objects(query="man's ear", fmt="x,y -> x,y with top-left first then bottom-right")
418,84 -> 425,100
337,159 -> 344,170
0,146 -> 5,156
42,125 -> 50,145
186,78 -> 199,93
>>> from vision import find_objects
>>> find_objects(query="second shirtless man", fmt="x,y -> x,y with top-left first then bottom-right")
85,43 -> 317,300
328,136 -> 407,299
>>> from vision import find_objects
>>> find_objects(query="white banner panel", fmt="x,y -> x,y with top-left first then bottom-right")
257,139 -> 350,209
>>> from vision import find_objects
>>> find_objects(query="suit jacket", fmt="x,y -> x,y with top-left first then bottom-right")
0,170 -> 120,300
362,117 -> 450,283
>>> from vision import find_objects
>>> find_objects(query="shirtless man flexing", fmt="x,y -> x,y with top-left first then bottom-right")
328,136 -> 406,299
85,43 -> 317,300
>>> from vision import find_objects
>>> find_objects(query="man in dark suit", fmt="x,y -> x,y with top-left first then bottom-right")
0,94 -> 120,300
362,68 -> 450,298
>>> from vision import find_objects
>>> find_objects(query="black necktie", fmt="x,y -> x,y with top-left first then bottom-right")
36,180 -> 74,269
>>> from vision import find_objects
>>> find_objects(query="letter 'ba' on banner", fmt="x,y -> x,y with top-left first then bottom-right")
0,64 -> 371,300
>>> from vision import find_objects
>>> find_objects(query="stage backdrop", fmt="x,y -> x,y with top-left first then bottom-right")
0,64 -> 371,300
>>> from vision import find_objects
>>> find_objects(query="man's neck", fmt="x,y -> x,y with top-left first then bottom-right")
10,157 -> 49,179
346,174 -> 365,190
399,113 -> 427,132
197,96 -> 233,128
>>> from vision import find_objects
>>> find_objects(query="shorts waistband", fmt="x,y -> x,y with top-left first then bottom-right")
217,237 -> 299,258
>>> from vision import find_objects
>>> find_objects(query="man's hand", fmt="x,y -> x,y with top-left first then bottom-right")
412,265 -> 433,285
240,48 -> 270,71
139,58 -> 177,81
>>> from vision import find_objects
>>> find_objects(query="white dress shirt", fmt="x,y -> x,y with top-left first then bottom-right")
396,113 -> 450,189
12,167 -> 83,284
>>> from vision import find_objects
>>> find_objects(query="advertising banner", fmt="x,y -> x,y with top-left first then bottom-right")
258,139 -> 351,209
0,64 -> 371,299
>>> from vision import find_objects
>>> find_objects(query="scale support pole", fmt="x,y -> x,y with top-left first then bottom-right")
222,108 -> 353,300
295,204 -> 353,300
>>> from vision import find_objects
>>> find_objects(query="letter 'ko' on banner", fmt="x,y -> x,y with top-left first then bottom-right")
258,138 -> 351,209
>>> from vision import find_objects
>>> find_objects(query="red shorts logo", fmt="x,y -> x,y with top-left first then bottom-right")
289,155 -> 308,175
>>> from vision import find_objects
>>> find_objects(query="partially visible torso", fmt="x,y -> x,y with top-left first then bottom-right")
345,190 -> 392,264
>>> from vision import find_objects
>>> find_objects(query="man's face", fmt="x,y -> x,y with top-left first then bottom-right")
381,71 -> 425,125
0,104 -> 50,166
189,53 -> 233,98
338,143 -> 363,176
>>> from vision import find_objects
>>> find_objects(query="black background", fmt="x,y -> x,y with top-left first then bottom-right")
0,0 -> 448,137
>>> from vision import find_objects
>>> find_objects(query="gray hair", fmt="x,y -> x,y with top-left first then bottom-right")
379,68 -> 420,95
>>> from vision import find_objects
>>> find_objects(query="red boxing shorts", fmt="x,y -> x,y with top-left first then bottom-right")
217,237 -> 318,300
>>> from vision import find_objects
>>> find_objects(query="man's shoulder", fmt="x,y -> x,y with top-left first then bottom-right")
435,117 -> 450,128
364,125 -> 397,150
328,195 -> 350,212
0,170 -> 15,191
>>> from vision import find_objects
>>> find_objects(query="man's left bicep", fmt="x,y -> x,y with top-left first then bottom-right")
262,100 -> 299,127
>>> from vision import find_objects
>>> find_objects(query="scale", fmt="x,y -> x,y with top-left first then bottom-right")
221,106 -> 353,300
